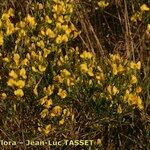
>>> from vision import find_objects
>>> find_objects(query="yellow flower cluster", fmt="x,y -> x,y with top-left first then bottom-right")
6,53 -> 27,97
109,54 -> 125,75
131,3 -> 150,23
98,0 -> 109,9
39,102 -> 72,134
99,54 -> 144,113
0,8 -> 15,46
54,69 -> 75,87
80,51 -> 94,59
1,8 -> 15,36
40,96 -> 53,109
51,0 -> 79,44
130,61 -> 141,70
124,90 -> 143,110
140,4 -> 150,12
24,14 -> 36,27
107,85 -> 119,96
79,51 -> 95,77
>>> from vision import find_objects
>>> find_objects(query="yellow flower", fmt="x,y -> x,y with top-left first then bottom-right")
80,63 -> 88,73
136,86 -> 142,93
8,8 -> 14,17
26,53 -> 31,59
43,124 -> 53,135
110,54 -> 121,62
117,105 -> 122,114
13,53 -> 20,66
55,35 -> 63,44
9,70 -> 18,79
39,96 -> 47,105
58,15 -> 64,23
32,66 -> 38,72
14,89 -> 24,97
40,29 -> 45,35
38,52 -> 43,61
45,15 -> 52,24
62,34 -> 68,43
52,4 -> 58,12
136,61 -> 141,70
118,64 -> 124,72
19,21 -> 26,28
61,69 -> 71,77
140,4 -> 150,12
25,14 -> 36,27
130,75 -> 137,84
88,67 -> 94,76
2,13 -> 9,20
53,75 -> 63,83
130,61 -> 141,70
18,29 -> 26,37
21,58 -> 29,66
67,78 -> 75,86
96,139 -> 102,145
0,32 -> 4,46
31,51 -> 37,59
147,24 -> 150,32
80,51 -> 93,59
6,22 -> 15,35
38,127 -> 42,132
107,85 -> 112,94
43,48 -> 51,58
50,106 -> 62,117
111,63 -> 118,75
56,22 -> 62,29
44,99 -> 53,108
137,96 -> 143,110
107,85 -> 119,95
40,109 -> 49,118
130,61 -> 136,69
96,72 -> 104,81
43,85 -> 54,96
65,28 -> 71,35
57,88 -> 67,99
3,57 -> 10,62
46,28 -> 56,38
98,1 -> 109,9
59,119 -> 65,125
7,78 -> 15,87
15,80 -> 25,88
20,68 -> 27,79
123,90 -> 130,102
33,84 -> 38,96
112,86 -> 119,95
1,93 -> 7,100
38,65 -> 46,72
63,108 -> 71,116
37,40 -> 45,48
89,79 -> 93,85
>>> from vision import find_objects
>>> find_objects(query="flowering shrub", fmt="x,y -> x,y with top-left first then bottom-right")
0,0 -> 78,135
0,0 -> 147,149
